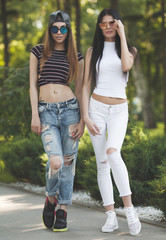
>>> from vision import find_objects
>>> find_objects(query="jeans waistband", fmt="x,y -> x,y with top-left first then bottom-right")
38,97 -> 77,108
90,96 -> 128,111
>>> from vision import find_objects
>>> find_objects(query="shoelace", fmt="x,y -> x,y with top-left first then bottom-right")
105,212 -> 115,226
126,207 -> 137,224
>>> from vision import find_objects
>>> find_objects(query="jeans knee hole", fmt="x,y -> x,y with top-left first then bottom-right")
106,147 -> 118,155
64,154 -> 75,166
45,144 -> 51,151
45,134 -> 52,142
50,155 -> 62,170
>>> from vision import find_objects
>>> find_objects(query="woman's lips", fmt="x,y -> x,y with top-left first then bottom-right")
105,30 -> 114,34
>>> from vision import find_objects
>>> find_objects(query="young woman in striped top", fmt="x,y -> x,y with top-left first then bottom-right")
29,10 -> 84,232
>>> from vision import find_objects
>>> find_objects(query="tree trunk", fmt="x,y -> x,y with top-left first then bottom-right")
56,0 -> 61,10
63,0 -> 71,15
161,0 -> 166,133
110,0 -> 119,10
1,0 -> 9,69
74,0 -> 81,52
132,57 -> 156,128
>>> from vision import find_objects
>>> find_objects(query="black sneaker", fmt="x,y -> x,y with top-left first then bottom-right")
42,197 -> 57,229
53,209 -> 67,232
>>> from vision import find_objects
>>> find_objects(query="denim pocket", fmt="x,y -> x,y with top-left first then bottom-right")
38,105 -> 45,113
68,101 -> 79,110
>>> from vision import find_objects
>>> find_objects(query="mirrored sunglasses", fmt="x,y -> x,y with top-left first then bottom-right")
99,21 -> 115,30
50,25 -> 68,34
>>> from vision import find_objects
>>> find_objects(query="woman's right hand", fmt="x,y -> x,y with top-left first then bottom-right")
85,117 -> 101,136
31,116 -> 41,136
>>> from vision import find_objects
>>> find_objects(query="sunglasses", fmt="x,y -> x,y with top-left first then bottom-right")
50,25 -> 68,34
99,21 -> 115,30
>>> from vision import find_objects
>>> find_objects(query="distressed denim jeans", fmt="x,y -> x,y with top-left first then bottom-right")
38,98 -> 80,205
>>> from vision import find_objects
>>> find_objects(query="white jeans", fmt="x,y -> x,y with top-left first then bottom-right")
88,97 -> 132,206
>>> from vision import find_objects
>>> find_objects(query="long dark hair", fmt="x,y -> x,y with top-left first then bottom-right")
90,8 -> 136,87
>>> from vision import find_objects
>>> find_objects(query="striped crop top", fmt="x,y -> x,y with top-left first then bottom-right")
31,44 -> 83,87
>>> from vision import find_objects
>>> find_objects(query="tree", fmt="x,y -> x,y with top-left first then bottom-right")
132,57 -> 156,128
64,0 -> 71,15
1,0 -> 9,69
161,0 -> 166,132
74,0 -> 81,52
110,0 -> 119,10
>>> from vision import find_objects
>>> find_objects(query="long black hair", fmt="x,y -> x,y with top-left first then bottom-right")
90,8 -> 136,87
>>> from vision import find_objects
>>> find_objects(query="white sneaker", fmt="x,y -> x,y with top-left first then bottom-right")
125,205 -> 141,236
102,211 -> 118,233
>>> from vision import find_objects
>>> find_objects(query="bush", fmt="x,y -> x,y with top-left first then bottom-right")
74,129 -> 94,189
0,133 -> 45,185
79,156 -> 101,201
0,65 -> 31,138
122,127 -> 166,206
148,160 -> 166,217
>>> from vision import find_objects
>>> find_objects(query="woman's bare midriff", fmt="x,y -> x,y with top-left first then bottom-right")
92,93 -> 127,105
39,84 -> 75,103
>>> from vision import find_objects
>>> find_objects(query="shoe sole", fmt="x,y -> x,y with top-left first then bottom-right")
102,226 -> 119,233
129,225 -> 141,236
53,228 -> 68,232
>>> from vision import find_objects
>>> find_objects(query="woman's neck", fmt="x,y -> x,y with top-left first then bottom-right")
53,43 -> 65,50
104,37 -> 116,42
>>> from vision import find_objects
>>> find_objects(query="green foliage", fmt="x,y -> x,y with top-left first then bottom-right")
0,64 -> 31,138
74,129 -> 94,189
0,134 -> 45,185
0,160 -> 5,174
148,161 -> 166,217
0,171 -> 17,183
80,156 -> 101,201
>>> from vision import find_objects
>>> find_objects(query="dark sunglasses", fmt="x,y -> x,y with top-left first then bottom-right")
99,21 -> 115,29
50,25 -> 68,34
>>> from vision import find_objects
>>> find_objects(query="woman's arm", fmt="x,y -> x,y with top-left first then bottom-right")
75,58 -> 84,122
82,48 -> 101,136
29,52 -> 41,135
71,59 -> 85,140
114,19 -> 137,72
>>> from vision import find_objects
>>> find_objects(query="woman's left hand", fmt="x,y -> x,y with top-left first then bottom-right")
70,120 -> 85,141
114,19 -> 125,38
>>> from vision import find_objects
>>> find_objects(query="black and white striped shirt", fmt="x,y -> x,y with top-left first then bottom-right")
31,44 -> 83,87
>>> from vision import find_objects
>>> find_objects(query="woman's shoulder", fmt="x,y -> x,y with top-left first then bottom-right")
30,44 -> 44,59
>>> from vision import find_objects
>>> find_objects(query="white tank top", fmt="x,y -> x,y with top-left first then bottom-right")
93,41 -> 129,99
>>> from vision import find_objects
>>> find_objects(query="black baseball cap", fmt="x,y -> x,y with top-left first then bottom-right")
49,10 -> 71,28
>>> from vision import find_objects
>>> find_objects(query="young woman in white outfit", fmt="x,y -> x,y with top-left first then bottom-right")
82,8 -> 141,236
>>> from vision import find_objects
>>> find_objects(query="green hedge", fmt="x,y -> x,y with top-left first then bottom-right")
148,160 -> 166,217
0,133 -> 45,185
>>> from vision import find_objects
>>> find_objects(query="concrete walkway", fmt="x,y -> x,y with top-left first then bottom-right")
0,185 -> 166,240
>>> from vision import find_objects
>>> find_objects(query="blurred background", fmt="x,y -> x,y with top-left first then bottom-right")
0,0 -> 166,218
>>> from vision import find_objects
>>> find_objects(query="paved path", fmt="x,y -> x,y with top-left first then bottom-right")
0,185 -> 166,240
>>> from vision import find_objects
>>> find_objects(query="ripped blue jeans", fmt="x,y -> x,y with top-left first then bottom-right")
38,98 -> 80,205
